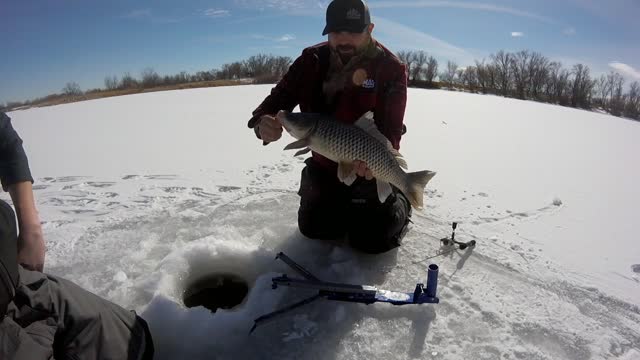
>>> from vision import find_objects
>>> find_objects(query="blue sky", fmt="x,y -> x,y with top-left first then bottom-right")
1,0 -> 639,104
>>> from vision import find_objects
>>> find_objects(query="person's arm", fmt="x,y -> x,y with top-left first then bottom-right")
354,62 -> 407,179
247,51 -> 308,143
0,112 -> 45,271
376,62 -> 408,150
0,112 -> 34,189
9,181 -> 45,272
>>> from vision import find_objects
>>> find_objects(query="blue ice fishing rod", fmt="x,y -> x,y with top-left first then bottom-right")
250,252 -> 440,334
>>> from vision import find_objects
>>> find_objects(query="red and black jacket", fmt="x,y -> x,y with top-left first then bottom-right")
248,41 -> 408,170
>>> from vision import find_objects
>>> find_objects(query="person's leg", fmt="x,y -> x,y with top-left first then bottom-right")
0,198 -> 153,360
0,200 -> 51,360
0,200 -> 19,318
297,159 -> 348,242
347,184 -> 412,254
11,266 -> 154,360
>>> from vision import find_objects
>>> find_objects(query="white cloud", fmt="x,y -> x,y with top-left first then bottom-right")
563,27 -> 576,36
373,16 -> 476,65
609,62 -> 640,80
252,34 -> 297,42
235,0 -> 328,14
122,9 -> 180,23
203,9 -> 231,18
511,32 -> 524,37
123,9 -> 152,19
369,1 -> 557,24
278,34 -> 296,42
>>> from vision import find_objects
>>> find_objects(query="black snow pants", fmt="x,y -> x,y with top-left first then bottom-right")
297,158 -> 412,254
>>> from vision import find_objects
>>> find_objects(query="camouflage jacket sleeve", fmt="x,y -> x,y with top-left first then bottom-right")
247,52 -> 307,139
376,61 -> 408,150
0,112 -> 34,191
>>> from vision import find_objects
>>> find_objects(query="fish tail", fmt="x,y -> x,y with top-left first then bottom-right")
405,170 -> 436,209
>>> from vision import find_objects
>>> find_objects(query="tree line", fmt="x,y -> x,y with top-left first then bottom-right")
2,50 -> 638,121
397,49 -> 639,120
1,54 -> 293,111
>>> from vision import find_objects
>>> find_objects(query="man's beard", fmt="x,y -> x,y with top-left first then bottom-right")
333,33 -> 371,63
336,45 -> 357,62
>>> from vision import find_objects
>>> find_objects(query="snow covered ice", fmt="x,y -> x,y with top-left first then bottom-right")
5,85 -> 640,359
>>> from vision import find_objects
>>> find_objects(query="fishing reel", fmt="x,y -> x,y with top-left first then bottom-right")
440,222 -> 476,250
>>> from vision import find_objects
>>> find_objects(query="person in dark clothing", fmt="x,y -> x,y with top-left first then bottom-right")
248,0 -> 411,254
0,111 -> 154,359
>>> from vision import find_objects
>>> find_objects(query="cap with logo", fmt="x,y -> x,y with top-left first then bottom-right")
322,0 -> 371,36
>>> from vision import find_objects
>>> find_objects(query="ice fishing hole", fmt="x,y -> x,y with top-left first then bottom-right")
183,273 -> 249,312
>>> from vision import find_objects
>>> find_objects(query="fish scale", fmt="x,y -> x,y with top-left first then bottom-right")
278,110 -> 436,209
314,119 -> 400,182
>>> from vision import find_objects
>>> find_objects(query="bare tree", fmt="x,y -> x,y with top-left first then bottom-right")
491,51 -> 512,96
570,64 -> 594,109
271,56 -> 293,78
546,63 -> 570,105
510,50 -> 531,99
119,72 -> 139,89
624,81 -> 640,120
62,82 -> 82,96
460,67 -> 478,91
607,72 -> 625,116
593,75 -> 611,109
485,63 -> 498,94
244,54 -> 271,78
475,60 -> 489,94
440,61 -> 458,87
218,61 -> 246,80
104,75 -> 119,90
410,51 -> 428,82
193,71 -> 215,82
424,56 -> 438,86
141,68 -> 161,88
397,50 -> 414,81
528,52 -> 550,101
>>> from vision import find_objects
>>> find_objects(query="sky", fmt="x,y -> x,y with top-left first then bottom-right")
1,0 -> 639,104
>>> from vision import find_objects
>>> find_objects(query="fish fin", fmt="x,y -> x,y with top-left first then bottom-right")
294,148 -> 311,157
354,112 -> 408,169
404,170 -> 437,209
376,180 -> 393,204
337,161 -> 357,185
354,112 -> 389,146
284,139 -> 309,150
396,156 -> 408,170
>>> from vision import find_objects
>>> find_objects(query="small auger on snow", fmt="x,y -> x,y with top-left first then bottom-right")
440,222 -> 476,250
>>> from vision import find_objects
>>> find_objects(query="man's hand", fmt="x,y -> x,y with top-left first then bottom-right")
257,114 -> 283,143
17,223 -> 45,272
354,160 -> 373,180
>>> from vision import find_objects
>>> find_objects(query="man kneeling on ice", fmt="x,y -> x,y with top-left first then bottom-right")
248,0 -> 431,254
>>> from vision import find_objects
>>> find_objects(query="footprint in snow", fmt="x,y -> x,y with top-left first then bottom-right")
218,186 -> 241,193
632,264 -> 640,274
50,176 -> 89,183
87,181 -> 116,188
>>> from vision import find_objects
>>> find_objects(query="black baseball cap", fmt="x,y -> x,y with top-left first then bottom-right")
322,0 -> 371,36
